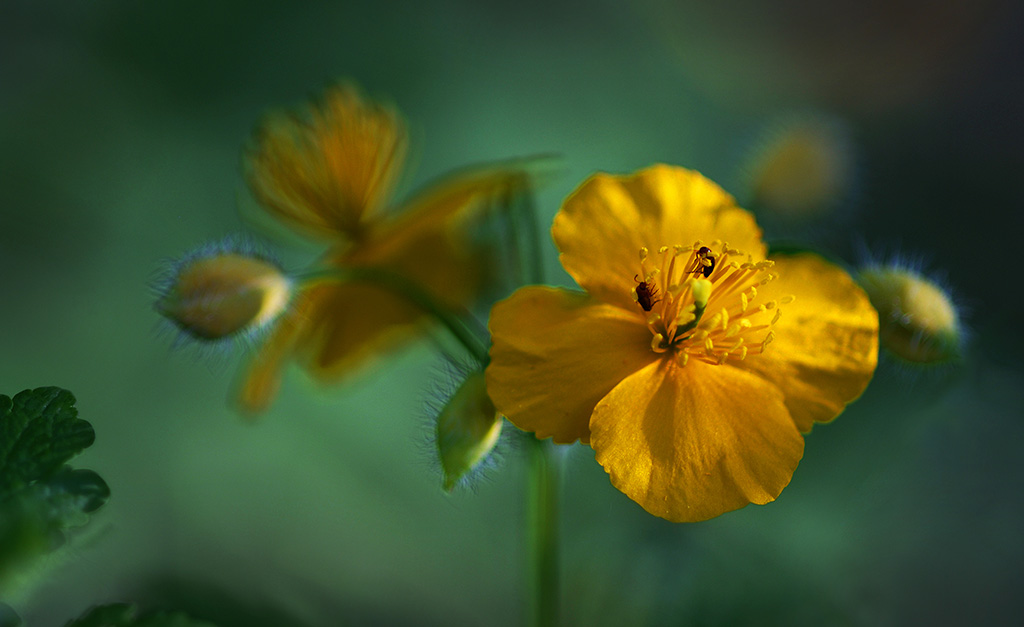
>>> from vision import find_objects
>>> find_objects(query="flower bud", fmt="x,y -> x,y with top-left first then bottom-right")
859,265 -> 961,364
156,249 -> 291,342
435,371 -> 502,492
744,114 -> 855,220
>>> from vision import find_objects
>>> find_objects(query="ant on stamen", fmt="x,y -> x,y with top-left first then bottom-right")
687,246 -> 716,278
634,274 -> 660,311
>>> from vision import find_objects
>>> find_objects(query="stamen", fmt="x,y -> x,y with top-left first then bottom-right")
771,309 -> 782,325
780,295 -> 796,304
725,319 -> 752,337
651,333 -> 667,352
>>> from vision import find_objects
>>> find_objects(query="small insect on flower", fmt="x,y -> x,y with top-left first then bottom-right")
154,239 -> 293,344
633,274 -> 660,311
687,246 -> 716,278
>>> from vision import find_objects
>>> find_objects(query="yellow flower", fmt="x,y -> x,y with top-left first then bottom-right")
486,165 -> 878,522
237,84 -> 528,412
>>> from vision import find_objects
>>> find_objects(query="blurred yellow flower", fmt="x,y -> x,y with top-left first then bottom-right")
238,84 -> 527,412
486,165 -> 878,522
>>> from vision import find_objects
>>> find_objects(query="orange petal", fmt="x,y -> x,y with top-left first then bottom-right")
553,165 -> 766,311
734,254 -> 878,432
590,359 -> 804,523
245,84 -> 407,240
486,287 -> 657,444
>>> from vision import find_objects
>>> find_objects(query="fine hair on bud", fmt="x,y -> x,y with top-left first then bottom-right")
151,235 -> 293,357
421,358 -> 507,493
856,246 -> 966,367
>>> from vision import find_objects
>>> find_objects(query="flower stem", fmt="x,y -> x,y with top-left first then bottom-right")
527,437 -> 560,627
295,267 -> 489,365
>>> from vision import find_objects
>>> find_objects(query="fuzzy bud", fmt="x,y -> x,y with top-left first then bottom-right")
859,266 -> 961,364
436,371 -> 502,492
156,251 -> 291,341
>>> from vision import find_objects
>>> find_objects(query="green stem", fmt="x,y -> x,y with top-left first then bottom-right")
527,437 -> 560,627
295,267 -> 489,365
520,186 -> 545,285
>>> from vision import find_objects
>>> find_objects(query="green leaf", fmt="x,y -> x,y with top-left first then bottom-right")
0,387 -> 95,499
0,387 -> 110,594
65,604 -> 219,627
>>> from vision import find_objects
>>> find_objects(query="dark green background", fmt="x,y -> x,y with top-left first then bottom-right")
2,1 -> 1022,625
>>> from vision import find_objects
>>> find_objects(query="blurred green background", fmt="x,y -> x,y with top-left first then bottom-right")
2,1 -> 1023,625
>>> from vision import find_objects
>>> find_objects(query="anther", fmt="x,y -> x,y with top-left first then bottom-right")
761,331 -> 775,351
740,292 -> 749,312
771,309 -> 782,325
651,333 -> 667,352
780,295 -> 796,304
725,319 -> 752,337
646,312 -> 662,326
658,246 -> 669,254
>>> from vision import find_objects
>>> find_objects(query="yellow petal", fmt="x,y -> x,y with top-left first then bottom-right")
235,288 -> 317,414
370,160 -> 534,248
590,359 -> 804,523
553,165 -> 766,311
734,254 -> 878,432
354,162 -> 534,309
245,84 -> 407,240
293,279 -> 428,381
486,287 -> 657,444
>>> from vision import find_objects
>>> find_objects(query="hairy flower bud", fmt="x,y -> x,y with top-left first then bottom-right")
859,265 -> 961,364
743,114 -> 855,220
156,248 -> 292,342
435,371 -> 502,492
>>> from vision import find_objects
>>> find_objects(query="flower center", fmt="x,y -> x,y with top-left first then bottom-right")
631,241 -> 792,366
